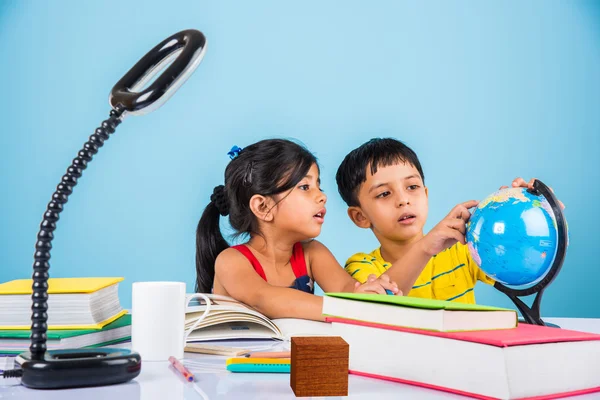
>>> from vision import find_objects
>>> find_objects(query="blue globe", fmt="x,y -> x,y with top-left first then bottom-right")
466,187 -> 567,286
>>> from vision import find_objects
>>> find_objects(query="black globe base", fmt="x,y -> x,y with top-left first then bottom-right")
498,282 -> 560,328
517,318 -> 560,328
493,179 -> 568,328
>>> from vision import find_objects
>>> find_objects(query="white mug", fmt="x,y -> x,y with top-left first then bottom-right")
131,282 -> 210,361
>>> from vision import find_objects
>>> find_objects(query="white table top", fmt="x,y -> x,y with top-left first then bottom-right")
2,318 -> 600,400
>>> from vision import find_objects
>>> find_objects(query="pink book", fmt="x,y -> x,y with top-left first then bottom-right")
326,317 -> 600,346
327,317 -> 600,399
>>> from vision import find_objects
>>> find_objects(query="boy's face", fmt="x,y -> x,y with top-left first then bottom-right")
348,162 -> 428,243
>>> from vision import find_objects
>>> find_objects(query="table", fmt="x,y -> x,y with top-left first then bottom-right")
2,318 -> 600,399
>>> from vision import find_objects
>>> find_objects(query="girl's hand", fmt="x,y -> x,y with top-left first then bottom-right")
353,274 -> 403,295
500,177 -> 565,210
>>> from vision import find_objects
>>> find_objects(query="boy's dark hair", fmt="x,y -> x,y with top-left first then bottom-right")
335,138 -> 425,207
195,139 -> 318,293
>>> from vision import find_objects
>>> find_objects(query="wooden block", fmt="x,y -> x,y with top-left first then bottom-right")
290,336 -> 349,397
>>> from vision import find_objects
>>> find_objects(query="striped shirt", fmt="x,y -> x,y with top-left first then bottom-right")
344,243 -> 494,304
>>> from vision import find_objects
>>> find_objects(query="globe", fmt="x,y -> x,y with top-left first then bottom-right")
466,187 -> 567,287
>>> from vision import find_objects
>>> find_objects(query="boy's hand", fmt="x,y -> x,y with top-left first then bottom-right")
500,177 -> 565,210
420,200 -> 479,257
353,274 -> 403,295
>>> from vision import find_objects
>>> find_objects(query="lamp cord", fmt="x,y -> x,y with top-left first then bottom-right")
2,369 -> 23,379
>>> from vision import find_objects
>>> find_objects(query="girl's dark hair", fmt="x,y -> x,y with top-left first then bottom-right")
195,139 -> 318,293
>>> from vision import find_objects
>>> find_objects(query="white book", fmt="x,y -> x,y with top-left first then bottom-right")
0,278 -> 125,329
330,318 -> 600,399
322,293 -> 517,332
0,314 -> 131,354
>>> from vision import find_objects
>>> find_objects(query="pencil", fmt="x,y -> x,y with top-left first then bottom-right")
169,356 -> 195,382
246,351 -> 291,359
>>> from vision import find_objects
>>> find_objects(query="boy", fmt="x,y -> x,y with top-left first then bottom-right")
335,138 -> 541,304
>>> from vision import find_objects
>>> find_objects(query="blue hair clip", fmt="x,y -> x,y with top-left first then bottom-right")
227,145 -> 243,160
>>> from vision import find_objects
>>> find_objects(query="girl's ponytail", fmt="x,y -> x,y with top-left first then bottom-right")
195,185 -> 229,293
195,140 -> 318,293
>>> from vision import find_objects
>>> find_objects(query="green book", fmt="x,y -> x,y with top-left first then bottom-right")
0,314 -> 131,354
323,293 -> 517,332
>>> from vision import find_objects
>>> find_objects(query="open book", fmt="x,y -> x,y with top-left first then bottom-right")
185,294 -> 331,342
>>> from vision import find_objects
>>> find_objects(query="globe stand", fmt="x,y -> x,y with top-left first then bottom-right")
15,29 -> 207,389
493,179 -> 568,327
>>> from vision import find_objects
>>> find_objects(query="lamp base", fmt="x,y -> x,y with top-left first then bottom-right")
16,348 -> 141,389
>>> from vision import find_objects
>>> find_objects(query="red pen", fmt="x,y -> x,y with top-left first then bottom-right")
169,356 -> 194,382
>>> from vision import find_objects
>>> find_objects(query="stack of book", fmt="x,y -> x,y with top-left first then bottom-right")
0,277 -> 131,355
323,293 -> 600,399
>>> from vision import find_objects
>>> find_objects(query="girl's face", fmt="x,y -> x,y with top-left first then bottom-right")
272,163 -> 327,240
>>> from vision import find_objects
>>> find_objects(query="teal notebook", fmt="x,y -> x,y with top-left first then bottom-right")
323,293 -> 517,332
226,363 -> 290,373
226,357 -> 291,373
0,314 -> 131,354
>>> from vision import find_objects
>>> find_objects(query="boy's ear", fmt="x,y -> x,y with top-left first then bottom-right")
425,186 -> 428,198
249,194 -> 275,222
347,206 -> 371,229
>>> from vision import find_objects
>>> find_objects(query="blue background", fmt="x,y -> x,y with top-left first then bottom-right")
1,1 -> 599,317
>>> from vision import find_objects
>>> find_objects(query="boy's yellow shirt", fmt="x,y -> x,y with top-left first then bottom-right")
345,243 -> 494,304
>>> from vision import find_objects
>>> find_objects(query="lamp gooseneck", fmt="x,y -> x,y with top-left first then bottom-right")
30,107 -> 125,360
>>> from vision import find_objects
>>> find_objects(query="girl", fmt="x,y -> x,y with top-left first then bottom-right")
196,139 -> 400,321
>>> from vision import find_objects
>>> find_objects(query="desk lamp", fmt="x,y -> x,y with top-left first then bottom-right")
13,29 -> 206,389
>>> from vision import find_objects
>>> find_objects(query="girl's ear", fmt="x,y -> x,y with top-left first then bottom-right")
347,206 -> 371,229
249,194 -> 276,222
